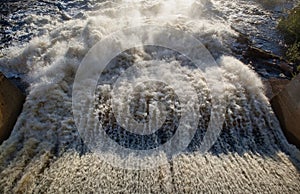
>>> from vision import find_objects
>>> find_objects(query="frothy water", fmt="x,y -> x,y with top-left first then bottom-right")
0,0 -> 300,192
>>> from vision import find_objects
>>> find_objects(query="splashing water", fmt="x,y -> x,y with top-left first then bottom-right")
0,0 -> 299,193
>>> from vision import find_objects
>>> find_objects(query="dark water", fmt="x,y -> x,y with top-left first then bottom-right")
0,0 -> 298,80
0,1 -> 299,192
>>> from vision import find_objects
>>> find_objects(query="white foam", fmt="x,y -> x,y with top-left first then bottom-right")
0,0 -> 299,192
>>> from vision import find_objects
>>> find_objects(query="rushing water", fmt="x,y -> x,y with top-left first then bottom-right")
0,0 -> 300,193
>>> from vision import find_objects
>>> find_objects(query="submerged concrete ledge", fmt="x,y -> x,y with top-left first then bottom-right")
0,72 -> 25,144
271,74 -> 300,149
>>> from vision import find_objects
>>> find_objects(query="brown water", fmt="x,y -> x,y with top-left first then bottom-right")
0,0 -> 299,193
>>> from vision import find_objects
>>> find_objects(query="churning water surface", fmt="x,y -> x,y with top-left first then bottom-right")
0,0 -> 299,193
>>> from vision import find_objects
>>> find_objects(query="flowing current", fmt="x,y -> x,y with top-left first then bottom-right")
0,0 -> 300,193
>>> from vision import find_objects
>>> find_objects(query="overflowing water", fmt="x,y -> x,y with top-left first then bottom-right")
0,0 -> 300,193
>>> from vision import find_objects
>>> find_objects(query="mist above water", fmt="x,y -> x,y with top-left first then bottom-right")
0,0 -> 299,193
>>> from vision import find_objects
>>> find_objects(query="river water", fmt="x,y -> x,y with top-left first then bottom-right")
0,0 -> 300,193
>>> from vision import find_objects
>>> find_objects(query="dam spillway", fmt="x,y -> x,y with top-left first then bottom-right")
0,0 -> 299,193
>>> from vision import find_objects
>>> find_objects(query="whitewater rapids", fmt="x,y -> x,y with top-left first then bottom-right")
0,0 -> 299,193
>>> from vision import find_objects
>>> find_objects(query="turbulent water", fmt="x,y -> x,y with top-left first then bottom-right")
0,0 -> 300,193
